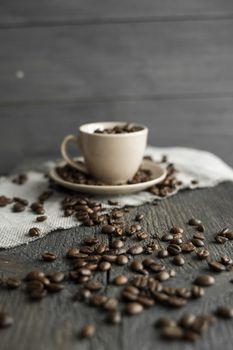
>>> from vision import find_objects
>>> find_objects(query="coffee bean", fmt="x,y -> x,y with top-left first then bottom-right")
180,242 -> 195,253
176,288 -> 192,299
48,272 -> 65,283
191,238 -> 204,247
99,261 -> 111,271
85,281 -> 103,291
101,225 -> 116,234
80,324 -> 96,338
167,296 -> 187,308
74,288 -> 91,301
225,231 -> 233,240
183,331 -> 200,342
193,232 -> 205,240
179,313 -> 196,328
126,302 -> 143,315
46,283 -> 64,293
216,305 -> 233,318
26,271 -> 45,281
170,227 -> 184,234
0,312 -> 14,328
137,296 -> 155,307
191,316 -> 209,334
114,275 -> 128,286
0,195 -> 12,207
103,297 -> 118,311
157,271 -> 170,282
66,248 -> 80,258
128,245 -> 143,255
135,214 -> 144,222
107,310 -> 122,324
172,255 -> 185,266
196,249 -> 209,260
161,234 -> 173,242
188,218 -> 202,226
167,244 -> 181,256
13,173 -> 28,185
26,281 -> 44,293
208,260 -> 226,272
215,235 -> 228,244
14,197 -> 28,206
101,255 -> 117,263
150,263 -> 165,272
5,277 -> 21,289
161,326 -> 184,339
28,227 -> 41,237
221,255 -> 233,265
36,215 -> 47,222
194,275 -> 215,287
12,202 -> 25,212
29,289 -> 47,300
191,285 -> 205,298
197,224 -> 205,232
41,252 -> 57,262
111,240 -> 124,249
131,260 -> 143,272
136,231 -> 148,240
116,255 -> 128,265
158,249 -> 169,258
77,268 -> 92,277
155,317 -> 177,328
89,294 -> 107,307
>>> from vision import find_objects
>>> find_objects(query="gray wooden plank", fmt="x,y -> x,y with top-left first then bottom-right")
1,0 -> 233,26
1,20 -> 233,103
0,97 -> 233,174
1,182 -> 233,350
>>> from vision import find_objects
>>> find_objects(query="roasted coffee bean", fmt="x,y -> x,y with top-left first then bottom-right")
29,289 -> 47,300
111,240 -> 124,249
155,317 -> 177,328
216,305 -> 233,318
191,238 -> 204,247
0,312 -> 14,328
161,234 -> 173,242
157,271 -> 170,282
161,326 -> 184,339
26,281 -> 44,293
122,291 -> 138,301
13,174 -> 28,185
172,255 -> 185,266
41,252 -> 57,262
167,244 -> 181,256
0,195 -> 12,207
89,294 -> 107,307
215,235 -> 228,244
116,255 -> 128,265
194,275 -> 215,287
83,237 -> 99,246
101,225 -> 116,234
36,215 -> 47,222
12,202 -> 25,212
179,313 -> 196,328
101,255 -> 117,263
136,231 -> 148,240
126,302 -> 143,315
208,260 -> 226,272
142,258 -> 155,267
103,297 -> 119,311
94,243 -> 107,254
137,296 -> 155,307
5,277 -> 21,289
197,224 -> 205,232
66,248 -> 80,258
170,227 -> 184,234
131,260 -> 143,272
221,255 -> 233,265
114,275 -> 128,286
183,331 -> 200,342
128,245 -> 143,255
77,268 -> 92,277
85,281 -> 103,291
135,214 -> 144,222
191,285 -> 205,298
176,288 -> 192,299
180,242 -> 195,253
196,249 -> 209,260
107,310 -> 122,324
74,288 -> 91,301
14,197 -> 28,206
26,270 -> 45,281
46,283 -> 64,293
80,324 -> 96,338
28,227 -> 41,237
170,237 -> 183,245
124,286 -> 140,295
225,231 -> 233,240
169,269 -> 176,277
150,263 -> 165,272
153,292 -> 169,303
99,261 -> 111,271
188,218 -> 202,226
158,249 -> 169,258
193,232 -> 205,240
167,296 -> 187,308
191,316 -> 209,334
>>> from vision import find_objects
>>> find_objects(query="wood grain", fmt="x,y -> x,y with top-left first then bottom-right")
1,0 -> 233,26
1,20 -> 233,103
1,182 -> 233,350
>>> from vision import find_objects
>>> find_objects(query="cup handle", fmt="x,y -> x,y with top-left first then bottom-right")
60,134 -> 88,174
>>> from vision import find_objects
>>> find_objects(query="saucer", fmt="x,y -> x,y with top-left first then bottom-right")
49,158 -> 166,195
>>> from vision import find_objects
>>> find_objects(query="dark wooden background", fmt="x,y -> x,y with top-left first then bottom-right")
1,1 -> 233,173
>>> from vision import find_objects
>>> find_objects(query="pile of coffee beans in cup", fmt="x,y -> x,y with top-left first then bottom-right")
94,123 -> 143,134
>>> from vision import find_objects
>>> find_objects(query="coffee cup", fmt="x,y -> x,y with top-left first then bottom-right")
60,122 -> 148,184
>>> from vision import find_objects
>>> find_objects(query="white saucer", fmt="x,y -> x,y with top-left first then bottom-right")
49,158 -> 166,195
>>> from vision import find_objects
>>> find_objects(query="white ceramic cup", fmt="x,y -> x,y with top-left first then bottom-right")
60,122 -> 148,184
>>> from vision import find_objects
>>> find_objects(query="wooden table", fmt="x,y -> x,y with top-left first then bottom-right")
1,181 -> 233,350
